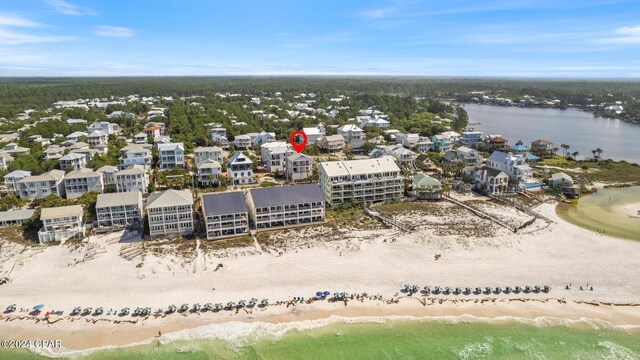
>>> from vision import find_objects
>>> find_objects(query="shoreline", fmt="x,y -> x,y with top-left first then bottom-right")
1,201 -> 639,356
2,297 -> 640,356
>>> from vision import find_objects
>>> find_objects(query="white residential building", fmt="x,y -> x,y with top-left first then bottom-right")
460,131 -> 483,146
43,145 -> 65,161
395,133 -> 420,147
96,165 -> 118,188
464,166 -> 509,194
337,124 -> 366,149
286,153 -> 314,181
95,192 -> 143,229
0,150 -> 13,170
486,151 -> 531,182
158,142 -> 185,169
318,156 -> 403,207
146,189 -> 194,237
252,131 -> 276,148
317,135 -> 346,152
384,144 -> 417,168
4,170 -> 31,195
233,135 -> 252,149
246,183 -> 325,230
63,168 -> 104,199
17,169 -> 66,199
87,120 -> 120,135
196,159 -> 222,186
194,146 -> 223,164
87,130 -> 108,146
3,143 -> 29,155
0,209 -> 35,227
119,144 -> 152,170
260,142 -> 292,174
134,132 -> 147,144
38,205 -> 85,243
227,151 -> 254,185
59,153 -> 87,170
201,191 -> 248,239
115,165 -> 149,193
302,124 -> 326,145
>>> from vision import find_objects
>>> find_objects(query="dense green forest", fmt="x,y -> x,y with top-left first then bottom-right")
1,77 -> 640,119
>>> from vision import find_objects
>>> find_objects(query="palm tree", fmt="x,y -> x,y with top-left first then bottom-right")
571,151 -> 579,160
560,144 -> 567,158
595,147 -> 603,160
592,148 -> 603,161
553,147 -> 559,156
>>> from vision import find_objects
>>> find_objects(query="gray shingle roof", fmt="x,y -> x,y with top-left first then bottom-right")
249,183 -> 324,208
146,189 -> 193,208
0,209 -> 34,222
96,192 -> 141,208
201,192 -> 247,216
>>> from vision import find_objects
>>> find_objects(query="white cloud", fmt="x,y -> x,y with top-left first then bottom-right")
93,26 -> 136,38
44,0 -> 95,16
359,7 -> 397,19
594,25 -> 640,44
0,12 -> 41,27
0,28 -> 75,45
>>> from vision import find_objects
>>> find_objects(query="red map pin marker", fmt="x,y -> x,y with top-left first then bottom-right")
289,130 -> 308,153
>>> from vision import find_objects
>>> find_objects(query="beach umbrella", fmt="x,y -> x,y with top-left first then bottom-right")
203,303 -> 212,311
261,299 -> 269,306
238,300 -> 246,307
543,285 -> 551,293
168,305 -> 177,313
323,291 -> 330,297
96,307 -> 104,315
514,286 -> 522,293
33,304 -> 44,310
316,291 -> 323,297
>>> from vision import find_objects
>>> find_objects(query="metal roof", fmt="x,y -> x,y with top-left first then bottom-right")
0,209 -> 34,222
249,183 -> 324,208
41,205 -> 83,220
201,191 -> 248,216
96,192 -> 141,208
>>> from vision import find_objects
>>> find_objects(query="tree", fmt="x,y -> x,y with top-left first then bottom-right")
571,151 -> 579,160
516,139 -> 524,146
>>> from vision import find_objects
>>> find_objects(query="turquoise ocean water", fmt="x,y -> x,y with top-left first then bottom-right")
4,316 -> 639,359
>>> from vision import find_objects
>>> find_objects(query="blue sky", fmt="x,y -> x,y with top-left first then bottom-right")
1,0 -> 640,77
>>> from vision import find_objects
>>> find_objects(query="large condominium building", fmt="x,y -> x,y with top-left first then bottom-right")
119,144 -> 152,170
201,191 -> 248,239
17,169 -> 66,200
158,143 -> 185,169
227,151 -> 253,185
146,189 -> 194,237
194,146 -> 223,164
115,165 -> 149,193
318,156 -> 404,207
3,170 -> 31,195
38,205 -> 85,243
63,168 -> 104,199
95,192 -> 143,229
260,142 -> 292,174
246,183 -> 325,230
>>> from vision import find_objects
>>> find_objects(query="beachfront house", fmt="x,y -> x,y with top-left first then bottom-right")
146,189 -> 194,237
194,146 -> 223,164
410,172 -> 443,200
549,172 -> 581,197
115,165 -> 149,193
201,192 -> 249,239
95,192 -> 143,229
63,168 -> 104,199
318,156 -> 403,208
246,183 -> 325,230
38,205 -> 85,244
464,166 -> 509,194
17,169 -> 66,200
486,151 -> 531,183
227,152 -> 254,185
286,153 -> 314,181
0,209 -> 35,227
158,143 -> 185,169
4,170 -> 31,195
59,153 -> 88,170
196,159 -> 222,186
261,142 -> 292,174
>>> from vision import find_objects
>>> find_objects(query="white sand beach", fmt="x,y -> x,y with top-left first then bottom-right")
1,200 -> 639,353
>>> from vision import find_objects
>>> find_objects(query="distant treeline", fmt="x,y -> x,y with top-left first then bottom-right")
2,77 -> 640,118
